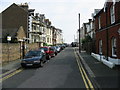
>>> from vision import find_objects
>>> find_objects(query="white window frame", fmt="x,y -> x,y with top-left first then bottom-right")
99,40 -> 102,54
98,16 -> 101,29
112,37 -> 117,57
110,4 -> 115,24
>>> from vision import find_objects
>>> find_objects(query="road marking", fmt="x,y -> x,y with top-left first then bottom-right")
81,66 -> 94,89
76,57 -> 90,90
0,69 -> 23,83
0,69 -> 16,78
74,48 -> 94,90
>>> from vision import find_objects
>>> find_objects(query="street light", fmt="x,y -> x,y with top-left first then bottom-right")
78,13 -> 81,53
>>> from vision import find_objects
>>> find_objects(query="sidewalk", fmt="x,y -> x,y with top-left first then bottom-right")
75,47 -> 120,89
1,59 -> 21,74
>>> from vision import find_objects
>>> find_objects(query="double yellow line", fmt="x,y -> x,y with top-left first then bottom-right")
0,68 -> 23,83
74,48 -> 94,90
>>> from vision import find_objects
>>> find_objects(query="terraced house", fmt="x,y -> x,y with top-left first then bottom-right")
94,1 -> 120,65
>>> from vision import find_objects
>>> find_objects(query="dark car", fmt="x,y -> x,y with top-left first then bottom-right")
21,50 -> 47,68
71,42 -> 78,47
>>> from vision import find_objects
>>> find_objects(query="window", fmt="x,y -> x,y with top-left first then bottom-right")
111,37 -> 117,57
47,37 -> 49,42
33,25 -> 36,30
98,16 -> 101,29
99,40 -> 102,54
110,4 -> 115,24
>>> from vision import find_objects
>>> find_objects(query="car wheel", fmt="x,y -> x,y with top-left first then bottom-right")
21,65 -> 26,68
40,60 -> 44,67
55,52 -> 57,55
53,53 -> 55,57
47,55 -> 50,60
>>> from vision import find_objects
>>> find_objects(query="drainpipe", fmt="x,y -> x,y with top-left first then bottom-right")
78,13 -> 81,53
106,5 -> 109,61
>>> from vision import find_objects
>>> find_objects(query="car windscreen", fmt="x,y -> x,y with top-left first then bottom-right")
51,47 -> 55,49
25,51 -> 41,57
56,46 -> 59,48
40,47 -> 48,51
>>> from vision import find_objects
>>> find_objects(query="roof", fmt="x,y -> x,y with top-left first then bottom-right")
1,3 -> 28,13
94,8 -> 104,18
2,28 -> 19,39
2,26 -> 26,40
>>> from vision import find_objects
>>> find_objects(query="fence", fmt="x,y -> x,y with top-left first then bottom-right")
1,43 -> 39,63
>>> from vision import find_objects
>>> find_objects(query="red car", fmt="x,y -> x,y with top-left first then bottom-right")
39,46 -> 55,60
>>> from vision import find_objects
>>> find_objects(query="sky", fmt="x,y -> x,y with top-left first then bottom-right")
0,0 -> 105,43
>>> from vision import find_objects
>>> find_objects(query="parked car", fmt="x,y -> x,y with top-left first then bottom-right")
21,50 -> 47,68
50,46 -> 58,55
58,45 -> 64,51
39,46 -> 56,59
71,42 -> 78,47
55,46 -> 61,53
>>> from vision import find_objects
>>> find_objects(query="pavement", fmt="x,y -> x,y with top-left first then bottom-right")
1,59 -> 21,74
75,47 -> 120,89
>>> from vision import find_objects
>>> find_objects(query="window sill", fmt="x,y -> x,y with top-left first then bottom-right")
112,55 -> 117,57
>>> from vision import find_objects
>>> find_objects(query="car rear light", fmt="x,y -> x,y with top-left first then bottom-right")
46,51 -> 49,53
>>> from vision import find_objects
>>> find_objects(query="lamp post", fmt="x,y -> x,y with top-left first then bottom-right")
22,39 -> 25,59
78,13 -> 81,53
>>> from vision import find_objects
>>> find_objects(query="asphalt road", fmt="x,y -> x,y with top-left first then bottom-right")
2,47 -> 86,89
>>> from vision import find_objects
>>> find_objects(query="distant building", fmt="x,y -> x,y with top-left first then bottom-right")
52,26 -> 57,45
45,19 -> 53,45
56,28 -> 63,44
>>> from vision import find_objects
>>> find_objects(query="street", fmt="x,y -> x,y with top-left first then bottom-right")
1,1 -> 120,90
2,47 -> 89,89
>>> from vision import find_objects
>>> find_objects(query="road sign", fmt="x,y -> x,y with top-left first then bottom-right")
7,36 -> 11,41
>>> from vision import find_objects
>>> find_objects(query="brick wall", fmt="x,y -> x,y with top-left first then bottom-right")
95,20 -> 120,59
1,43 -> 39,63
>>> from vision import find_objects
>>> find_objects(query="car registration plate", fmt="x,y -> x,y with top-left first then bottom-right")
26,64 -> 33,66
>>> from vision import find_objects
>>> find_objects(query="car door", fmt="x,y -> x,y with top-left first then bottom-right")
49,47 -> 55,55
40,50 -> 47,62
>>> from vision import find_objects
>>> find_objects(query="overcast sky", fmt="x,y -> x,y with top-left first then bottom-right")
1,0 -> 105,43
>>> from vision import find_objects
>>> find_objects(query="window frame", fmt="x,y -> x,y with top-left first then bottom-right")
99,40 -> 102,55
111,37 -> 117,57
110,4 -> 115,24
98,16 -> 101,29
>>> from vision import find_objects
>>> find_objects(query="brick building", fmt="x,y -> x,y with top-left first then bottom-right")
2,3 -> 28,42
94,1 -> 120,64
